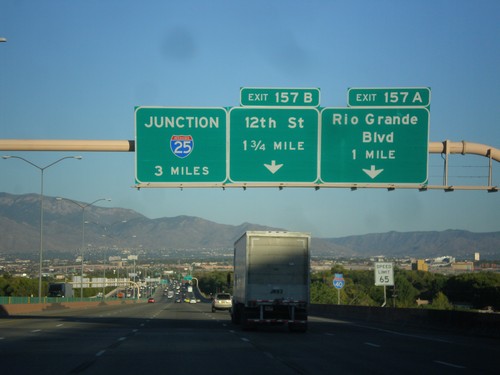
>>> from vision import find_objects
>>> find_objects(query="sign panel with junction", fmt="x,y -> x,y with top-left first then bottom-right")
135,107 -> 227,185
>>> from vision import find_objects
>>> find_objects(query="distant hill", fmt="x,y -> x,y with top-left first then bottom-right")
0,192 -> 499,260
319,230 -> 500,259
0,192 -> 281,256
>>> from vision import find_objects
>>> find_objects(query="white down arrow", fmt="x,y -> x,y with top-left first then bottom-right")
264,160 -> 283,174
362,165 -> 384,179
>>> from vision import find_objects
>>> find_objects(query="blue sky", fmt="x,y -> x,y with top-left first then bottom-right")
0,0 -> 498,238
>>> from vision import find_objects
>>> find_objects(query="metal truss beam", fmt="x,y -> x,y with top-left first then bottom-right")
1,139 -> 498,192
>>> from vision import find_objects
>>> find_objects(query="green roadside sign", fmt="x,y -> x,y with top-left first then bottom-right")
240,87 -> 320,107
320,107 -> 429,184
348,87 -> 431,107
135,107 -> 227,184
229,107 -> 319,183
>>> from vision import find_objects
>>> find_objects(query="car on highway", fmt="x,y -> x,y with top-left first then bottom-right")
211,293 -> 232,312
148,297 -> 155,303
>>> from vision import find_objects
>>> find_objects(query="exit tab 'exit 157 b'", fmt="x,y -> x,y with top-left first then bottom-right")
240,87 -> 320,107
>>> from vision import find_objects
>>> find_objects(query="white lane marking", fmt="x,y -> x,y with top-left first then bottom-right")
363,326 -> 452,343
96,350 -> 106,357
132,329 -> 138,333
118,337 -> 126,341
31,329 -> 41,333
56,324 -> 64,327
241,337 -> 250,342
364,342 -> 381,348
434,360 -> 466,369
312,316 -> 453,344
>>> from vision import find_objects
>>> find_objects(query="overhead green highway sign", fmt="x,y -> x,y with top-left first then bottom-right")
134,86 -> 433,188
240,87 -> 320,107
348,87 -> 431,107
229,107 -> 319,183
320,107 -> 429,184
135,107 -> 227,185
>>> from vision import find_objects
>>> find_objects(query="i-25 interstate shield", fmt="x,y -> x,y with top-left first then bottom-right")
170,135 -> 194,159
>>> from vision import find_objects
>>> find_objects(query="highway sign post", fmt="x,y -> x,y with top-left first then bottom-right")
374,262 -> 394,307
135,107 -> 227,185
229,107 -> 319,184
320,107 -> 429,184
240,87 -> 320,107
333,273 -> 345,305
333,273 -> 345,289
348,87 -> 431,107
374,262 -> 394,286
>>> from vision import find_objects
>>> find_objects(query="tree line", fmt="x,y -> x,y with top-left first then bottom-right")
310,266 -> 500,310
194,268 -> 499,311
2,267 -> 499,311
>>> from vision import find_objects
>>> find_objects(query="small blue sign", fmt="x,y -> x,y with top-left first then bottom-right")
170,135 -> 194,159
333,273 -> 345,289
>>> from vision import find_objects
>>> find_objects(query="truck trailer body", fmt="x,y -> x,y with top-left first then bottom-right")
48,282 -> 74,298
231,231 -> 310,332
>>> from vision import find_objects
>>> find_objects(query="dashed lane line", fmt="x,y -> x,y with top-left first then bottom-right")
433,360 -> 466,369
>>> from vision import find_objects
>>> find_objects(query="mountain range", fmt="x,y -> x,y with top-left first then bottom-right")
1,192 -> 499,260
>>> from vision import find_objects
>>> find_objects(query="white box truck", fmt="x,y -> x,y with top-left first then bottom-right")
48,282 -> 74,298
231,231 -> 310,332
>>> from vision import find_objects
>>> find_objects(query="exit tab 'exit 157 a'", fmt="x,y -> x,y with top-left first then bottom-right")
348,87 -> 431,107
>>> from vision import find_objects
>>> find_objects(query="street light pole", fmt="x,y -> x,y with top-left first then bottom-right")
2,155 -> 82,301
101,220 -> 126,296
56,197 -> 111,299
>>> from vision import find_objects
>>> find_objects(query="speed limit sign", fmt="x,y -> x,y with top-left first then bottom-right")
374,262 -> 394,286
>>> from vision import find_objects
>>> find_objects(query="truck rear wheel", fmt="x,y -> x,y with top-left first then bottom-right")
231,304 -> 241,324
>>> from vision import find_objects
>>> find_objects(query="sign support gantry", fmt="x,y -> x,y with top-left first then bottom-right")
0,138 -> 498,192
